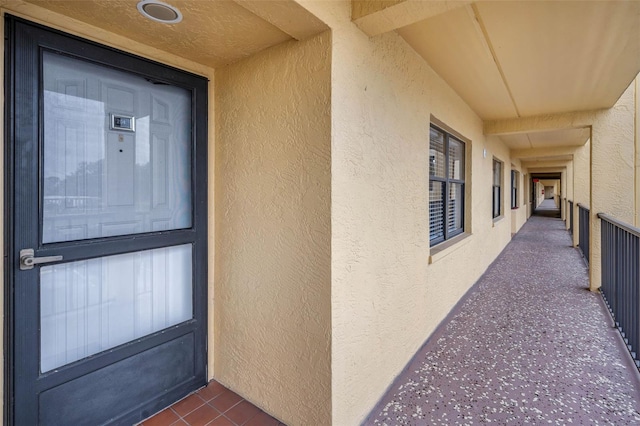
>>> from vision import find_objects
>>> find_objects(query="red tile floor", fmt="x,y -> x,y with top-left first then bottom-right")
139,380 -> 285,426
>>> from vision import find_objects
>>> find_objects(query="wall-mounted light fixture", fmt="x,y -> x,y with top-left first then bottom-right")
137,0 -> 183,24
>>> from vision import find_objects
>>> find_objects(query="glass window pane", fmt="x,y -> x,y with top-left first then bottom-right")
42,51 -> 192,243
448,183 -> 463,233
40,244 -> 192,372
448,138 -> 464,180
429,128 -> 445,178
493,186 -> 501,218
493,160 -> 501,186
511,171 -> 518,208
429,181 -> 445,241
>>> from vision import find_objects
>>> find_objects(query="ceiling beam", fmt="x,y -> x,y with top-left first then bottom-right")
523,161 -> 570,170
233,0 -> 329,41
528,171 -> 563,179
512,147 -> 579,160
484,110 -> 604,136
352,0 -> 471,37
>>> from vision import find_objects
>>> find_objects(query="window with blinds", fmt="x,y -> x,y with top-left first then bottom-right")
493,159 -> 503,218
511,170 -> 519,209
429,125 -> 465,245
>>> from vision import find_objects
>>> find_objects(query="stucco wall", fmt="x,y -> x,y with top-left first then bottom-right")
573,141 -> 591,211
214,32 -> 332,425
298,2 -> 514,424
590,80 -> 636,289
591,83 -> 636,224
569,141 -> 590,247
565,162 -> 573,229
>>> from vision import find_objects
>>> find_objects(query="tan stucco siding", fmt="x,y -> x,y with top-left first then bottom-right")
297,2 -> 514,424
565,162 -> 574,230
590,80 -> 637,289
214,32 -> 332,426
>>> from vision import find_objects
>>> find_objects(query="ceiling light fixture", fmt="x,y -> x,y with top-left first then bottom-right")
137,0 -> 183,24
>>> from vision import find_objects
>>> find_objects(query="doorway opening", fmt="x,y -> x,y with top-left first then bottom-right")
531,173 -> 561,218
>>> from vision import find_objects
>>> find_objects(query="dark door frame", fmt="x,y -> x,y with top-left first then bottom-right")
4,15 -> 209,425
530,173 -> 562,216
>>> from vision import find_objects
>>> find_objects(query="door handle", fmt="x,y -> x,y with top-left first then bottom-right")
19,249 -> 63,270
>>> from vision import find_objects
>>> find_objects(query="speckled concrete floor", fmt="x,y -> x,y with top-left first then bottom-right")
366,216 -> 640,425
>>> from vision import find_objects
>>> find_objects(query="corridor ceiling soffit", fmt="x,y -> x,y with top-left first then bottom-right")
522,155 -> 572,164
527,168 -> 566,176
499,128 -> 590,150
511,146 -> 579,161
523,161 -> 570,171
352,0 -> 471,37
398,1 -> 640,120
17,0 -> 328,67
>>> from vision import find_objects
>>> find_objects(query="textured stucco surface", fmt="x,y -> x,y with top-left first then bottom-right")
565,162 -> 573,230
299,2 -> 514,424
22,0 -> 293,67
572,140 -> 590,247
590,81 -> 636,289
1,2 -> 212,76
636,77 -> 640,228
591,83 -> 635,223
4,2 -> 640,426
214,32 -> 332,426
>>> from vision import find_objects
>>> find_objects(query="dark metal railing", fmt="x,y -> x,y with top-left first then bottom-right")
568,200 -> 574,235
578,203 -> 590,264
598,213 -> 640,369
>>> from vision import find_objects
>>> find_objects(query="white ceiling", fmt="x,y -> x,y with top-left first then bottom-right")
398,1 -> 640,121
395,1 -> 637,163
499,128 -> 590,150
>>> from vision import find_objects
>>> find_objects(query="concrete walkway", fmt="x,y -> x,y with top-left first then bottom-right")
536,198 -> 559,210
534,199 -> 561,218
366,216 -> 640,425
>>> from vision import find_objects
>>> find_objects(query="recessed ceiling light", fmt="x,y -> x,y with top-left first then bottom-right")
137,0 -> 183,24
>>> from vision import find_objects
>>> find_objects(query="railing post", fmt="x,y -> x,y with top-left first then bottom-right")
578,204 -> 590,265
568,200 -> 574,236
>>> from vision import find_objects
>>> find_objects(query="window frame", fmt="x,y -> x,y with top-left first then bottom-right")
492,158 -> 503,219
511,169 -> 519,209
429,125 -> 465,246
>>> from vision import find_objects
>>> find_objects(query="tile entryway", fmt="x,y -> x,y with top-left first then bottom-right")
140,381 -> 285,426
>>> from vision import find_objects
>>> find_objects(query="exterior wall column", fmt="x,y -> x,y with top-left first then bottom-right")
565,162 -> 573,230
589,82 -> 636,291
635,77 -> 640,228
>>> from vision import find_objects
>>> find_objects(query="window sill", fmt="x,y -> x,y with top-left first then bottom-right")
511,206 -> 519,210
492,215 -> 504,226
429,232 -> 472,264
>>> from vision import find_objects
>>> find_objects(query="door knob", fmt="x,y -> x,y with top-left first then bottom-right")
19,249 -> 63,270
